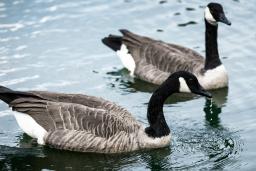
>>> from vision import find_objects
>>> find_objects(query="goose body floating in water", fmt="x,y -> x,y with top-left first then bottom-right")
102,3 -> 231,90
0,71 -> 211,153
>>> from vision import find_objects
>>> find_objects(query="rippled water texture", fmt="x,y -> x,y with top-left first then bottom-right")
0,0 -> 255,170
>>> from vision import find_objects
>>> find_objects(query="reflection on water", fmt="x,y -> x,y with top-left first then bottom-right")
0,143 -> 170,170
204,88 -> 228,128
204,99 -> 222,128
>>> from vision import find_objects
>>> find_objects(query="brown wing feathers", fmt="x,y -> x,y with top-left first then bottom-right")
5,90 -> 139,138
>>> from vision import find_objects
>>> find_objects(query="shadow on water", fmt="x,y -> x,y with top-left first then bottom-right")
106,68 -> 156,93
0,137 -> 172,171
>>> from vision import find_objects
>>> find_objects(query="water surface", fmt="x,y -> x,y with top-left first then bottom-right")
0,0 -> 255,170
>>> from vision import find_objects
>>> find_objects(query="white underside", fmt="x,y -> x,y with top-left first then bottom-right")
138,129 -> 171,149
198,65 -> 228,90
116,44 -> 136,76
14,112 -> 47,145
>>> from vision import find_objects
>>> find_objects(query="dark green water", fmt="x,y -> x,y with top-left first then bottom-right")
0,0 -> 255,170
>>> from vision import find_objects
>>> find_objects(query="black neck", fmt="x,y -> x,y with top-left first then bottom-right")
145,78 -> 178,138
204,19 -> 222,70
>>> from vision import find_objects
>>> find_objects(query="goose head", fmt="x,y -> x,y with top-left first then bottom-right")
171,71 -> 212,98
146,71 -> 211,138
204,3 -> 231,26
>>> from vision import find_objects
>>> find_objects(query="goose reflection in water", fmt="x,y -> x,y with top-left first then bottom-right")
200,88 -> 242,170
0,141 -> 171,171
204,88 -> 228,128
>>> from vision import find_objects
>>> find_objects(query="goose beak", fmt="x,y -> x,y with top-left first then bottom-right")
196,90 -> 212,98
192,86 -> 212,98
219,13 -> 231,26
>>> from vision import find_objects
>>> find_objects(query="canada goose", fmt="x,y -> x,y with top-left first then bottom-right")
102,3 -> 231,90
0,71 -> 211,153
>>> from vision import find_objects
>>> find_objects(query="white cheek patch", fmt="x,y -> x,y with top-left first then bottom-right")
205,7 -> 217,25
179,77 -> 191,93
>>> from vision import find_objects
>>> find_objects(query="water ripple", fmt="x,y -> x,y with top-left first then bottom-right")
0,75 -> 39,86
0,23 -> 24,32
32,81 -> 79,90
0,67 -> 26,77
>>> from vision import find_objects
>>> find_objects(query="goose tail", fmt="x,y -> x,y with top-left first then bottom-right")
0,85 -> 39,105
0,85 -> 17,104
102,34 -> 123,51
119,29 -> 143,47
102,29 -> 145,51
102,29 -> 149,74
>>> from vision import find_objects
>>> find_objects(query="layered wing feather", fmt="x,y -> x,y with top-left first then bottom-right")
28,91 -> 134,119
9,97 -> 141,153
120,30 -> 205,84
0,88 -> 142,153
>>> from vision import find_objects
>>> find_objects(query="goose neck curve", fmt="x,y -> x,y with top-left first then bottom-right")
204,19 -> 222,70
145,78 -> 178,138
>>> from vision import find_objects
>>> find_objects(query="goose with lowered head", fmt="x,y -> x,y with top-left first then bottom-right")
102,3 -> 231,90
0,71 -> 211,153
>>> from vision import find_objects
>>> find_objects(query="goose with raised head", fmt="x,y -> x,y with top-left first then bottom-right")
0,71 -> 211,153
102,3 -> 231,90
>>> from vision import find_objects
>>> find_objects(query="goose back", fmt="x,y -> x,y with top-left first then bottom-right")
119,30 -> 205,84
28,91 -> 135,119
2,89 -> 142,153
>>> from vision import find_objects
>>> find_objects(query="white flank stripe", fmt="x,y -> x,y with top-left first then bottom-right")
14,112 -> 47,145
116,44 -> 136,75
